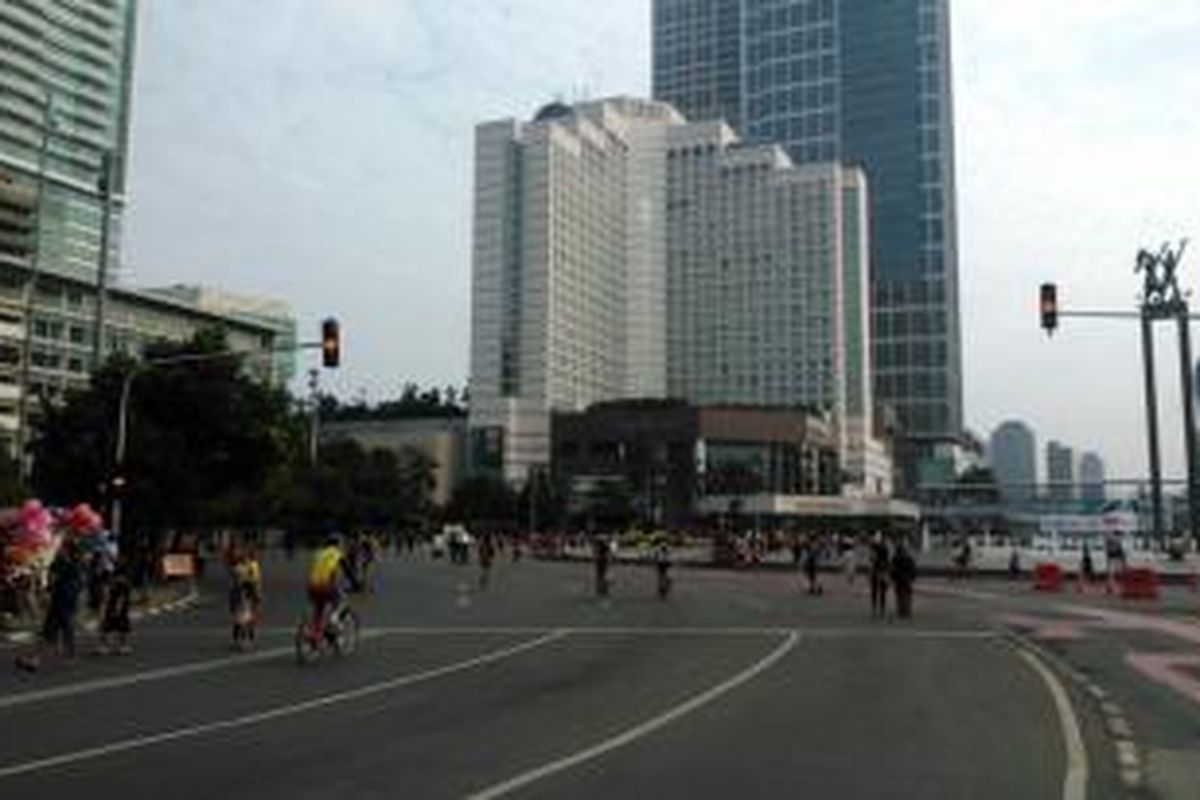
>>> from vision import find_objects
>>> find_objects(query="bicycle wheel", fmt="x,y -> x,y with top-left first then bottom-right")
294,620 -> 321,665
332,607 -> 360,657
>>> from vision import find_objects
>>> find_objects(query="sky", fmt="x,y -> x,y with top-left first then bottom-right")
123,0 -> 1200,483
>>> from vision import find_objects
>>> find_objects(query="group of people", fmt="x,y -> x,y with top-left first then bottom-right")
14,534 -> 134,672
868,533 -> 918,619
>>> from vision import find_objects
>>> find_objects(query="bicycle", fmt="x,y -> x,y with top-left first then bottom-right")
295,601 -> 360,664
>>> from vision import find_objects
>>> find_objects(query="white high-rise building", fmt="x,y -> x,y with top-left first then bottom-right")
469,99 -> 681,483
469,97 -> 887,493
664,122 -> 886,494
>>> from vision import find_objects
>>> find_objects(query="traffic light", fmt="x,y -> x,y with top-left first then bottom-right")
1040,283 -> 1058,334
321,318 -> 340,368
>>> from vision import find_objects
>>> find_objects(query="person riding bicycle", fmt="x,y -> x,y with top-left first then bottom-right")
307,533 -> 359,636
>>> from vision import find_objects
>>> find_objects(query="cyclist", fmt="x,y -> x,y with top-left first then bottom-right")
307,533 -> 358,638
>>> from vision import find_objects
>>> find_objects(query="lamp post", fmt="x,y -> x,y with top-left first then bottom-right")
91,150 -> 114,371
15,93 -> 59,480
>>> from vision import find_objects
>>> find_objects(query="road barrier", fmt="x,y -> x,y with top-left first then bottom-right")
1118,566 -> 1159,600
1033,562 -> 1063,592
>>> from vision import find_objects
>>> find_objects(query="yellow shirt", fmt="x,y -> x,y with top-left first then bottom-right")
308,546 -> 343,588
233,559 -> 261,586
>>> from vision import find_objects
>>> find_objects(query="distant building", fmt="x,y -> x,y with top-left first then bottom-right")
1046,440 -> 1075,502
322,417 -> 467,507
468,97 -> 889,494
1079,452 -> 1106,505
653,0 -> 963,490
988,421 -> 1037,501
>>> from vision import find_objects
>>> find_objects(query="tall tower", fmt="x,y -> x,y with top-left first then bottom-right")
653,0 -> 962,488
0,0 -> 140,281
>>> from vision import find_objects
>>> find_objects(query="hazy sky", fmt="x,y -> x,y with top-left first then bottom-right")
123,0 -> 1200,482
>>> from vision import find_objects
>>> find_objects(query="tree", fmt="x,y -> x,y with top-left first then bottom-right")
31,328 -> 301,533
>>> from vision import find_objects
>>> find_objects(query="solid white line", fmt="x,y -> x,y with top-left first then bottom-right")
1014,646 -> 1089,800
464,631 -> 799,800
0,630 -> 566,781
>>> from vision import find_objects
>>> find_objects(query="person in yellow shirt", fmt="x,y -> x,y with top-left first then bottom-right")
229,545 -> 262,645
307,533 -> 357,633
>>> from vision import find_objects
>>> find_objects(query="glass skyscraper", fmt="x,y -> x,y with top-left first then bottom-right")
0,0 -> 139,281
654,0 -> 962,485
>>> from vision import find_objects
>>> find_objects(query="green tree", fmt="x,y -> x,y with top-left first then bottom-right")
31,328 -> 300,533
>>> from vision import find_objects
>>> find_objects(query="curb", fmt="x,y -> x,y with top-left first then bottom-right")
2,586 -> 200,646
1004,630 -> 1144,794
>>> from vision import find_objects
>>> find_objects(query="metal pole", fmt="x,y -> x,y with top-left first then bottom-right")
1141,312 -> 1165,541
1178,311 -> 1199,544
91,150 -> 113,372
111,368 -> 136,539
308,368 -> 320,465
15,95 -> 55,479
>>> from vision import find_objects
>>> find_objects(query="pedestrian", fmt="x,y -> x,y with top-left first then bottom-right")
478,533 -> 496,590
869,532 -> 891,618
790,534 -> 803,570
802,535 -> 823,595
953,536 -> 972,579
16,538 -> 84,672
843,534 -> 860,585
1081,543 -> 1096,586
592,534 -> 612,597
1008,546 -> 1021,580
891,539 -> 917,619
97,562 -> 133,654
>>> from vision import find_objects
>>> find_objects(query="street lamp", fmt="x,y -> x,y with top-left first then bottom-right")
15,93 -> 61,481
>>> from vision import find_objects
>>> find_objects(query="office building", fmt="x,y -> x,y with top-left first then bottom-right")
469,98 -> 890,493
663,120 -> 888,494
1,0 -> 139,282
1079,451 -> 1105,506
1046,440 -> 1075,502
988,420 -> 1036,502
0,267 -> 294,453
469,99 -> 679,483
654,0 -> 963,488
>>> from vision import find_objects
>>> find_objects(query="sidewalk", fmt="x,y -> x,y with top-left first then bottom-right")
1,580 -> 200,645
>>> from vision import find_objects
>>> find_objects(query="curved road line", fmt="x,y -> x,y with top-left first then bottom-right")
0,630 -> 567,781
1013,644 -> 1089,800
465,630 -> 800,800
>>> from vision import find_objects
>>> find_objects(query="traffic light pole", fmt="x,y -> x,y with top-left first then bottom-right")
1140,312 -> 1165,541
1178,313 -> 1200,541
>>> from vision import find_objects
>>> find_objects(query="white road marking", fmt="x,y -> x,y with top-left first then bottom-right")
1013,646 -> 1089,800
464,631 -> 800,800
0,629 -> 383,711
0,630 -> 566,781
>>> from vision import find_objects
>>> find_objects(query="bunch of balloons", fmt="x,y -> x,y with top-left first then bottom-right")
2,500 -> 105,573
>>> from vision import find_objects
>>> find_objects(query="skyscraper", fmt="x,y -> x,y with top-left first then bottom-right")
1046,440 -> 1075,502
1079,451 -> 1106,506
988,420 -> 1036,502
0,0 -> 140,281
653,0 -> 962,486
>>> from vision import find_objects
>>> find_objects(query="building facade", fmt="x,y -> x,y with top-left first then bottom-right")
1046,440 -> 1075,502
469,97 -> 889,494
988,420 -> 1036,502
1,0 -> 138,283
1078,451 -> 1105,506
469,99 -> 682,484
321,417 -> 467,507
653,0 -> 962,487
551,400 -> 841,529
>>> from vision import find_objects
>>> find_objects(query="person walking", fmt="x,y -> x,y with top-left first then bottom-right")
16,539 -> 84,672
802,534 -> 823,595
97,562 -> 133,655
843,534 -> 860,586
478,533 -> 496,590
891,540 -> 917,619
869,532 -> 891,618
592,534 -> 612,597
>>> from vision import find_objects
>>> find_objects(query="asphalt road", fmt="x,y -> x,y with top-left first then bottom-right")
1,549 -> 1195,799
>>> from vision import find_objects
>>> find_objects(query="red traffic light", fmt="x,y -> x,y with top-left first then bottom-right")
1040,283 -> 1058,334
321,318 -> 340,368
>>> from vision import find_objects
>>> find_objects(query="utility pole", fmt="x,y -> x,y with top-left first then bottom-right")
308,368 -> 320,466
91,150 -> 114,372
15,94 -> 57,480
1140,311 -> 1165,540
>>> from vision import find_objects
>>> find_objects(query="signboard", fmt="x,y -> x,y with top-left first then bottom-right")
161,553 -> 196,578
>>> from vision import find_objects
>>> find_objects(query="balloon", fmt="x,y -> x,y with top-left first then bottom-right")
66,503 -> 104,535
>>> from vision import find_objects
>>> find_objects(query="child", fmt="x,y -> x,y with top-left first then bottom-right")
98,563 -> 133,654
